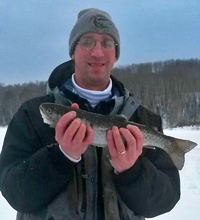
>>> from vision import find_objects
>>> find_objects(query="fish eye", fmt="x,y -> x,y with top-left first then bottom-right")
46,109 -> 52,114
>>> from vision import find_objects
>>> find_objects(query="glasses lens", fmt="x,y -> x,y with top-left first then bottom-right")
102,40 -> 115,51
78,38 -> 116,52
79,38 -> 94,50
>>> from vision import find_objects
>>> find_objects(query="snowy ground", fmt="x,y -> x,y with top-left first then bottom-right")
0,126 -> 200,219
0,127 -> 17,219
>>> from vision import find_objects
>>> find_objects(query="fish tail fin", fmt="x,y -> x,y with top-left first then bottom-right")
175,139 -> 197,153
169,139 -> 197,170
169,148 -> 185,170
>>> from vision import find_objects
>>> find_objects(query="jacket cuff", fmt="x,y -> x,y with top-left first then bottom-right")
59,145 -> 82,162
112,158 -> 143,187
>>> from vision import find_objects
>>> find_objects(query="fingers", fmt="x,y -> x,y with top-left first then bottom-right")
119,127 -> 136,153
54,105 -> 95,159
71,103 -> 79,109
66,119 -> 85,145
69,122 -> 94,146
107,125 -> 144,173
126,125 -> 144,154
55,109 -> 94,146
82,125 -> 95,145
107,129 -> 118,158
107,126 -> 143,158
112,126 -> 126,154
55,111 -> 77,141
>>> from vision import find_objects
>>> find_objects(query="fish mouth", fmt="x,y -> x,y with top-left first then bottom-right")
39,103 -> 63,128
39,105 -> 45,116
39,104 -> 54,125
39,106 -> 49,123
39,105 -> 49,117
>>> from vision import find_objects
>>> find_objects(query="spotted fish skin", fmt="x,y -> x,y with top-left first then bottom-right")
39,103 -> 197,170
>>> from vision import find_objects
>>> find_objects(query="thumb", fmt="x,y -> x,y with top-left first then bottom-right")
71,103 -> 79,109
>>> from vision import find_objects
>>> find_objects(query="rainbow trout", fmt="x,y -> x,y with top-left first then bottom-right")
39,103 -> 197,170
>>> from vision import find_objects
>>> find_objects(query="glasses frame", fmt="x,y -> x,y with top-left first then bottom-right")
77,38 -> 117,52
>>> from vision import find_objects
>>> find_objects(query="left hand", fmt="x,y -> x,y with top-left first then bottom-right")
107,125 -> 144,173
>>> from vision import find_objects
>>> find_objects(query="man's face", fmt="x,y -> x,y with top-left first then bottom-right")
72,33 -> 117,91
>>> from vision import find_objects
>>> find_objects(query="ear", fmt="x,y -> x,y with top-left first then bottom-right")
72,54 -> 75,60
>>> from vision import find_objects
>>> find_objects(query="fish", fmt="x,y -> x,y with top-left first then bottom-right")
39,102 -> 197,170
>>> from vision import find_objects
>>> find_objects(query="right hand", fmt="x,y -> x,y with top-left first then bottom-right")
55,103 -> 94,160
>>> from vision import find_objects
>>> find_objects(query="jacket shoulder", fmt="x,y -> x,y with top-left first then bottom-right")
131,105 -> 163,132
20,95 -> 53,110
7,95 -> 56,151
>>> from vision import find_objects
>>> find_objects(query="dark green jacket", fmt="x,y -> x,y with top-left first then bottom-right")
0,61 -> 180,220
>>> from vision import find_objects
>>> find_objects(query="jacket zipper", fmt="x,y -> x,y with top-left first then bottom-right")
80,159 -> 87,217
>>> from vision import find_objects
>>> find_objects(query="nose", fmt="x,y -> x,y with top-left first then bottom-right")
91,42 -> 104,58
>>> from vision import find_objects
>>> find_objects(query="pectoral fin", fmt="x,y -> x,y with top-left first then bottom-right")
143,145 -> 156,150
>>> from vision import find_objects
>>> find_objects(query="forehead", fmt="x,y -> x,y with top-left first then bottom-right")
80,33 -> 114,41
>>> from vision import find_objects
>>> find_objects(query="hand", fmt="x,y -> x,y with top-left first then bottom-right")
107,125 -> 144,173
55,103 -> 94,160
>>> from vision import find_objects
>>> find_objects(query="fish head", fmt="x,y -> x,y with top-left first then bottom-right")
39,103 -> 64,128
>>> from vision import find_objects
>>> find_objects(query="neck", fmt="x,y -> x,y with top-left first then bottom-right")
72,74 -> 112,107
75,78 -> 110,91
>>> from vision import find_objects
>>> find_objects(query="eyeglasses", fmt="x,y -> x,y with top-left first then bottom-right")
77,38 -> 117,52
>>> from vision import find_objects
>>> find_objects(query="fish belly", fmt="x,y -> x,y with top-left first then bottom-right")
92,126 -> 108,147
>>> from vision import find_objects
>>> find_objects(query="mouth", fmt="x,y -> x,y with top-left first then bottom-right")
88,63 -> 105,67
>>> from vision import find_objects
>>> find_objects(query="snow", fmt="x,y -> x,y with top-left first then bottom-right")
0,127 -> 17,219
149,127 -> 200,219
0,126 -> 200,219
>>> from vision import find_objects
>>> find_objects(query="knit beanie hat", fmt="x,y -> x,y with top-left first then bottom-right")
69,8 -> 120,60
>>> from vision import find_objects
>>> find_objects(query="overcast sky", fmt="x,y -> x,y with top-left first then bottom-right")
0,0 -> 200,85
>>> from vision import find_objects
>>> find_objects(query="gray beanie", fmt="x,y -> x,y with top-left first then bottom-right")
69,8 -> 120,60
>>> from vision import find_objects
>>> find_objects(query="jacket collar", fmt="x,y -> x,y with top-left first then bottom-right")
46,60 -> 127,97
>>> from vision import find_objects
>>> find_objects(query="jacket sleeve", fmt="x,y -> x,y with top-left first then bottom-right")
113,148 -> 180,218
113,108 -> 180,218
0,99 -> 78,213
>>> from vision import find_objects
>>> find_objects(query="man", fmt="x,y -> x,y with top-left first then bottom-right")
0,8 -> 180,220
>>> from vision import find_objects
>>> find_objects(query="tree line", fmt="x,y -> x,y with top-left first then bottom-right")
0,81 -> 46,126
0,58 -> 200,128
